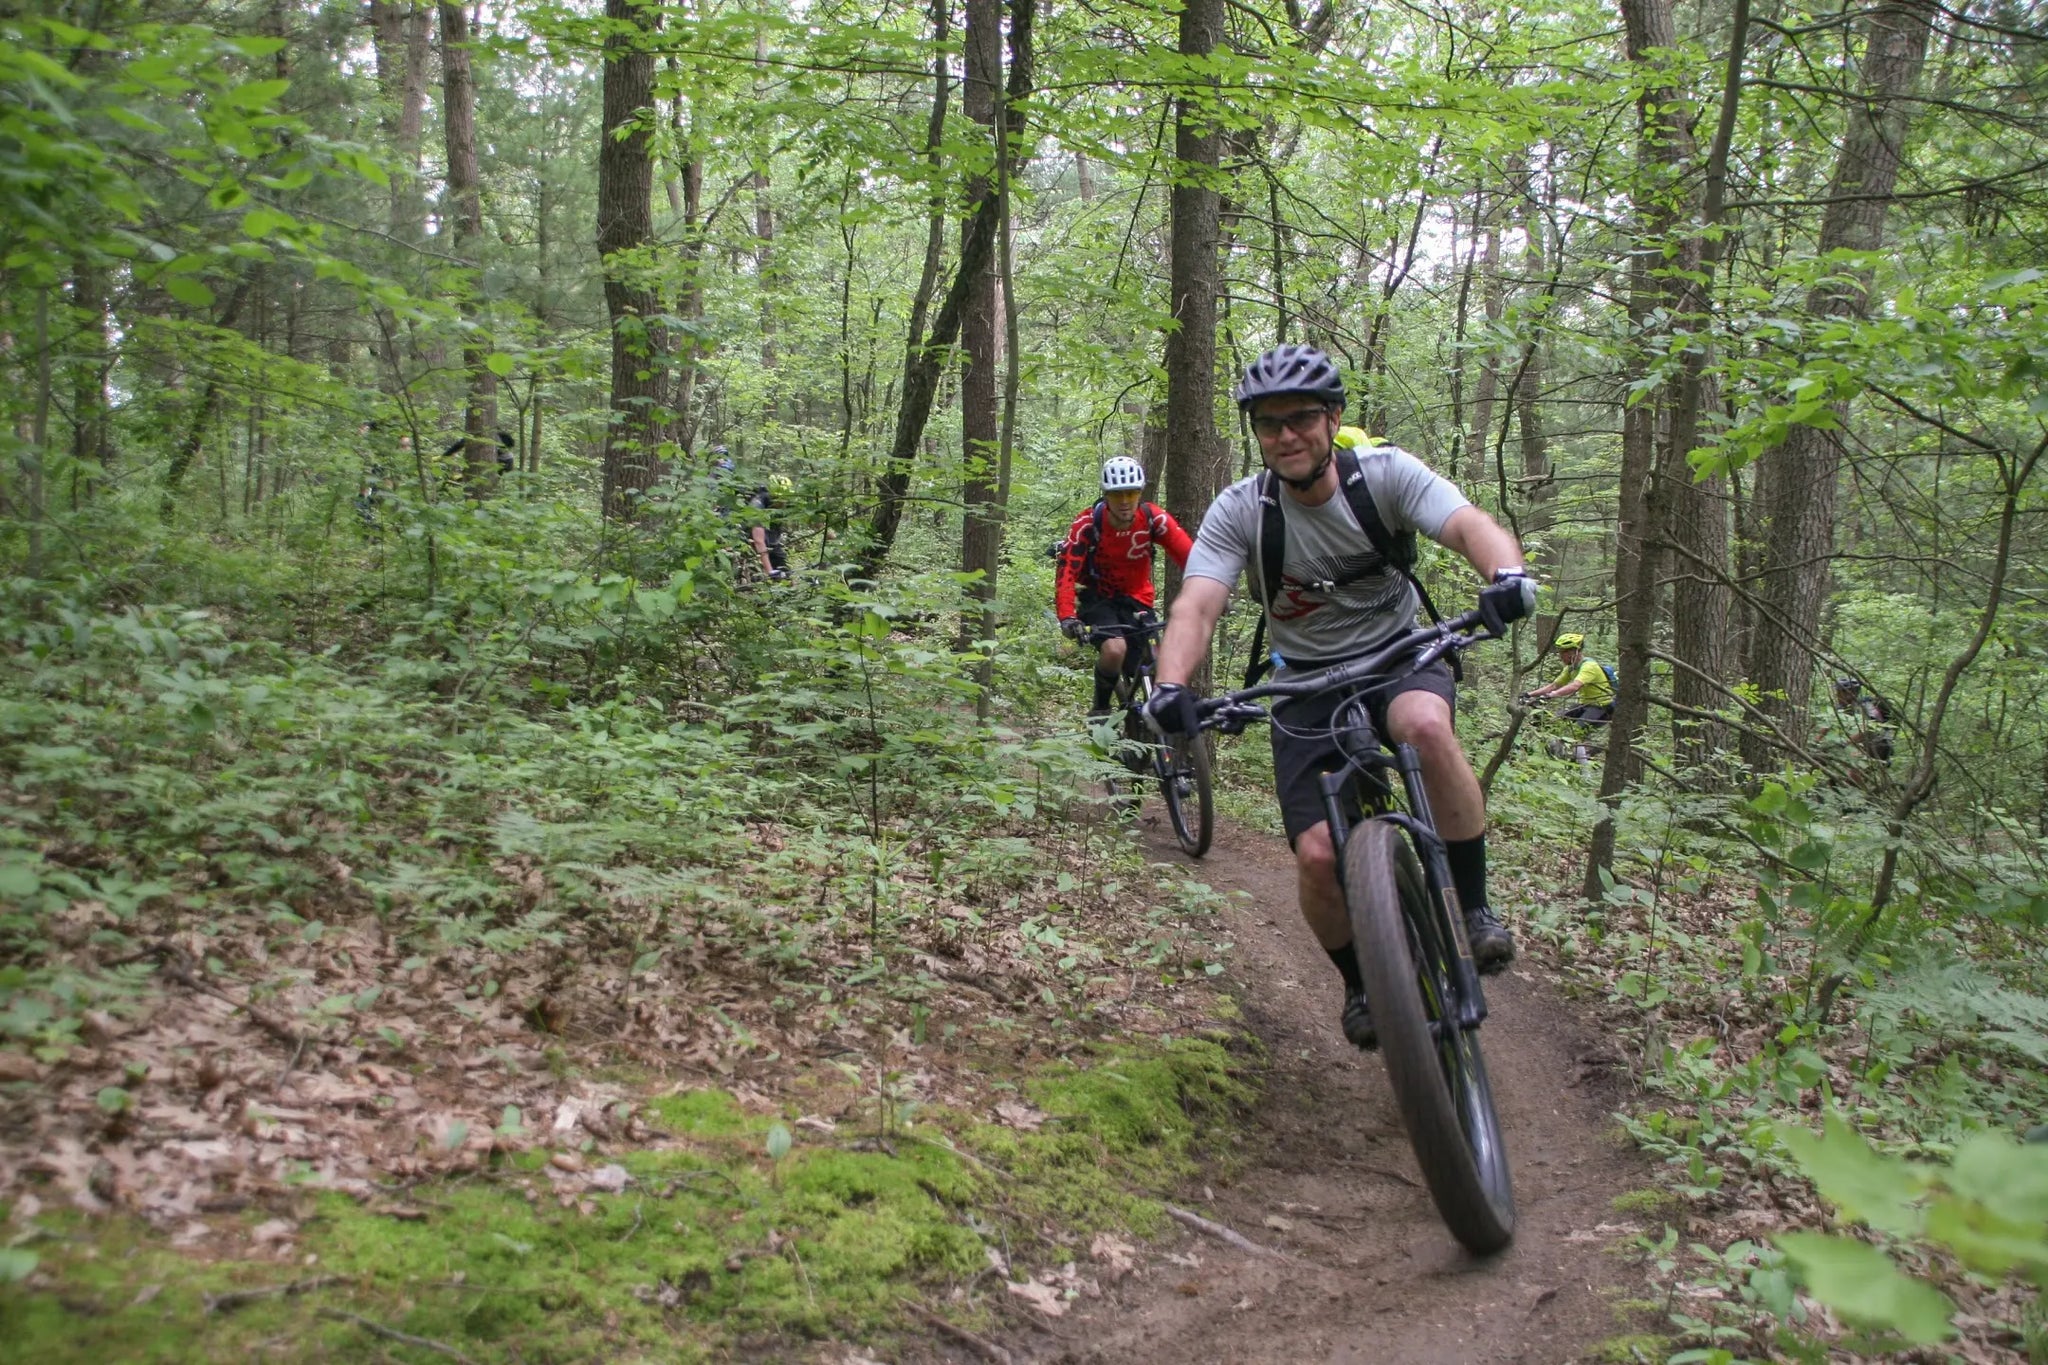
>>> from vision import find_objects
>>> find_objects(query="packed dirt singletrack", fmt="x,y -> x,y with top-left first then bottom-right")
1013,813 -> 1652,1365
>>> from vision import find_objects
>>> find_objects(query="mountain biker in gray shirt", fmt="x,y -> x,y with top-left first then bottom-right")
1144,344 -> 1539,1051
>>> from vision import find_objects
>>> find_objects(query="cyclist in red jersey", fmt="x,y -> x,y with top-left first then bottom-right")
1055,457 -> 1194,716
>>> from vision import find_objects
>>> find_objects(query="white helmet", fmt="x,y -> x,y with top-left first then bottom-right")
1101,456 -> 1146,492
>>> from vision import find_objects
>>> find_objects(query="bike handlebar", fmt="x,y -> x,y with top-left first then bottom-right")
1193,608 -> 1497,733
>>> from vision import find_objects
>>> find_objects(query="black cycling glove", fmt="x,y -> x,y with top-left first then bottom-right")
1479,569 -> 1539,634
1144,682 -> 1200,736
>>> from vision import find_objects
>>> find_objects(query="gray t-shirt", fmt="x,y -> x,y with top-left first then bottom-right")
1183,446 -> 1470,664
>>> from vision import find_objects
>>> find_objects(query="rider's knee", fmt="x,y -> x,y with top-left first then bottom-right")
1398,708 -> 1457,755
1294,823 -> 1338,883
1097,638 -> 1127,671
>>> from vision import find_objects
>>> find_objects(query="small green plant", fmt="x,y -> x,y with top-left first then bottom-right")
1772,1111 -> 2048,1347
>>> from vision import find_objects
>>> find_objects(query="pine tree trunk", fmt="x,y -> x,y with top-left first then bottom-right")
597,0 -> 667,521
1742,0 -> 1934,767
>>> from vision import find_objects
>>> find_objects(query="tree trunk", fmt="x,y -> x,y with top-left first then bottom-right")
1741,0 -> 1935,767
597,0 -> 668,521
439,1 -> 499,493
69,256 -> 109,479
958,0 -> 1002,654
753,29 -> 777,377
1663,0 -> 1747,766
1586,0 -> 1696,896
1161,0 -> 1226,574
668,73 -> 706,450
1468,199 -> 1502,491
858,0 -> 1033,581
1513,162 -> 1552,530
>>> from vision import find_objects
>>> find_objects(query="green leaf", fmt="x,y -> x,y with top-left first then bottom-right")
0,863 -> 39,898
95,1086 -> 132,1113
484,351 -> 514,377
240,207 -> 295,239
1923,1194 -> 2048,1276
0,1248 -> 36,1284
1776,1112 -> 1929,1236
1776,1232 -> 1954,1344
765,1122 -> 792,1162
1946,1131 -> 2048,1223
441,1120 -> 469,1150
222,78 -> 290,112
497,1105 -> 524,1135
164,276 -> 215,308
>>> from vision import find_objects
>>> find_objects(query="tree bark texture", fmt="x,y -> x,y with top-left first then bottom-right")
597,0 -> 668,521
1467,194 -> 1502,489
857,0 -> 1033,582
1513,166 -> 1551,531
69,257 -> 109,475
439,1 -> 499,492
1161,0 -> 1227,561
1741,0 -> 1935,768
958,0 -> 1002,653
1587,0 -> 1695,896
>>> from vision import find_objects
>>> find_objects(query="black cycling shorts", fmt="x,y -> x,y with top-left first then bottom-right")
1077,594 -> 1154,639
1563,702 -> 1613,725
1269,658 -> 1456,844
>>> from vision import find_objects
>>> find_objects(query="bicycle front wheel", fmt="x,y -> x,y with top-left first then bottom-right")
1155,731 -> 1213,857
1344,819 -> 1515,1254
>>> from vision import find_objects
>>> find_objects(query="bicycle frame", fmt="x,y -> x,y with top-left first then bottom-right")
1200,610 -> 1501,1033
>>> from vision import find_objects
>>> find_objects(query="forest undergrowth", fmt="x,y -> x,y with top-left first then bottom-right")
1480,752 -> 2048,1365
0,504 -> 1257,1362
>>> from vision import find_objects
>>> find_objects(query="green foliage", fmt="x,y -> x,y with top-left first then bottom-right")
1773,1112 -> 2048,1347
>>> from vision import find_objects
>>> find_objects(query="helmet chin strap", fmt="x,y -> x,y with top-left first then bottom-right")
1276,434 -> 1335,492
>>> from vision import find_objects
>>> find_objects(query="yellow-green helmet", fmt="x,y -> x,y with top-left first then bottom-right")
768,473 -> 794,496
1555,632 -> 1585,651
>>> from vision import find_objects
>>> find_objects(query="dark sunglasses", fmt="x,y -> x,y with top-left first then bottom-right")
1249,407 -> 1331,439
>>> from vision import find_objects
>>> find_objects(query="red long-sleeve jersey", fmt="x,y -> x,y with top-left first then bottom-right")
1055,501 -> 1194,619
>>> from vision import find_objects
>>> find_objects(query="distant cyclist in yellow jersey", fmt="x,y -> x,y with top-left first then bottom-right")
1526,633 -> 1613,723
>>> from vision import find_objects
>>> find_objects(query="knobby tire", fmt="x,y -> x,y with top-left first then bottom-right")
1343,819 -> 1515,1254
1156,732 -> 1213,857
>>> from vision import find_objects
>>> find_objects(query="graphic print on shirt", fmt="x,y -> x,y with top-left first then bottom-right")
1269,548 -> 1408,623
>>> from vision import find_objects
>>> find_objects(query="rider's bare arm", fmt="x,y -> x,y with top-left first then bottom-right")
1155,575 -> 1231,687
1436,506 -> 1525,581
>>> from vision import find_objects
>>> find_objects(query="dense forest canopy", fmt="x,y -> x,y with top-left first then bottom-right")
4,0 -> 2048,1356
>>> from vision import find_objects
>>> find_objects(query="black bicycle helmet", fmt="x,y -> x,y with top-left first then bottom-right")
1233,343 -> 1346,410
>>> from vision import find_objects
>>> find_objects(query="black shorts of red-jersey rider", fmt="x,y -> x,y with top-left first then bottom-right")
1267,658 -> 1456,845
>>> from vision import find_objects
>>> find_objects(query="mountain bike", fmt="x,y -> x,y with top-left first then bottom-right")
1516,696 -> 1609,770
1195,607 -> 1514,1253
1089,618 -> 1214,858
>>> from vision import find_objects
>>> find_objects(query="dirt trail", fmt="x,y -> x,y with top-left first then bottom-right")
1025,814 -> 1650,1365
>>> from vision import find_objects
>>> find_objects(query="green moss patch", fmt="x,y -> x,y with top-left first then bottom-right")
5,1037 -> 1254,1362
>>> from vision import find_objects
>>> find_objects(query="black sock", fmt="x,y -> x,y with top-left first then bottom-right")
1445,836 -> 1488,913
1325,941 -> 1364,993
1091,668 -> 1117,712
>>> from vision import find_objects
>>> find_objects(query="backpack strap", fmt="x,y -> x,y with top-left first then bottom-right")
1242,447 -> 1458,688
1074,500 -> 1106,592
1241,473 -> 1287,688
1333,446 -> 1442,626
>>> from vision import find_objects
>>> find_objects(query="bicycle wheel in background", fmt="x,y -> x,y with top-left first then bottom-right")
1343,819 -> 1515,1254
1156,731 -> 1213,857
